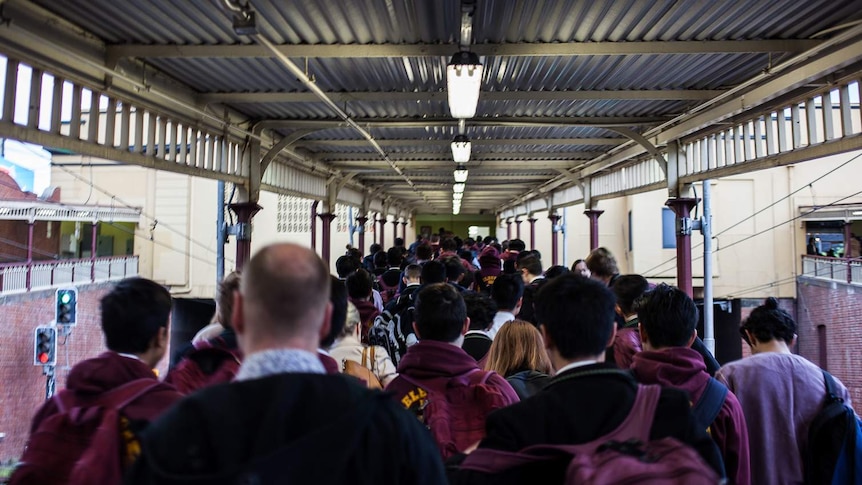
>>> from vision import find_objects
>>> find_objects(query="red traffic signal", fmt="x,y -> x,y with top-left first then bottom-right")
34,326 -> 57,366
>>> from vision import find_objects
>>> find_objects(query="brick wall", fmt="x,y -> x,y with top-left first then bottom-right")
796,277 -> 862,414
0,220 -> 60,263
0,284 -> 171,462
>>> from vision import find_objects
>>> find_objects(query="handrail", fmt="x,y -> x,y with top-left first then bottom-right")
801,255 -> 862,285
0,256 -> 139,294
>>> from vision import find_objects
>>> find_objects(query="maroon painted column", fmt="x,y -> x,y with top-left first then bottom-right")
392,219 -> 399,244
548,213 -> 561,266
401,221 -> 408,241
356,216 -> 368,254
318,213 -> 337,266
845,221 -> 853,283
665,198 -> 698,298
229,202 -> 262,271
584,209 -> 604,251
506,219 -> 512,240
378,216 -> 386,247
515,218 -> 522,240
310,201 -> 319,250
528,217 -> 537,249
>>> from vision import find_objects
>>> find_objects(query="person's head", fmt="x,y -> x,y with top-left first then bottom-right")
463,292 -> 497,331
346,247 -> 362,263
322,275 -> 348,348
368,243 -> 382,256
414,282 -> 469,344
403,263 -> 422,285
612,274 -> 650,317
572,259 -> 591,278
373,250 -> 388,269
416,242 -> 433,261
485,320 -> 552,377
739,297 -> 797,353
483,236 -> 496,246
338,301 -> 362,340
508,239 -> 526,252
233,243 -> 332,355
420,260 -> 446,284
101,277 -> 172,367
394,237 -> 405,247
215,271 -> 241,330
441,255 -> 466,283
517,254 -> 543,282
387,246 -> 403,267
490,273 -> 525,312
636,283 -> 698,351
534,274 -> 616,366
335,255 -> 359,279
345,268 -> 373,300
585,247 -> 619,284
544,265 -> 570,279
441,237 -> 458,252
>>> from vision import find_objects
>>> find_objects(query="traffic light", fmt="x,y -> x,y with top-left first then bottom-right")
55,288 -> 77,326
34,326 -> 57,366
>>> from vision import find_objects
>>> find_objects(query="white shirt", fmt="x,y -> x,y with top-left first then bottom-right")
487,311 -> 516,339
554,359 -> 598,376
235,349 -> 325,381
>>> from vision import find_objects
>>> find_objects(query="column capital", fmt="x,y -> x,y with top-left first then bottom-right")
583,209 -> 605,218
664,197 -> 698,216
317,212 -> 337,223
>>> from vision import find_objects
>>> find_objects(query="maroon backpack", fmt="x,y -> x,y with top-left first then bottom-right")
459,384 -> 722,485
10,378 -> 161,485
165,339 -> 241,395
399,370 -> 511,460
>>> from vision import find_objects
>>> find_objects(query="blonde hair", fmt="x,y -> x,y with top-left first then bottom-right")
485,320 -> 552,376
340,301 -> 361,338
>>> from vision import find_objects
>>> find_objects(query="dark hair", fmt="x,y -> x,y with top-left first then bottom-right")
464,292 -> 498,331
386,246 -> 403,267
215,271 -> 241,330
585,247 -> 618,278
635,283 -> 698,348
441,255 -> 466,282
415,283 -> 466,342
345,268 -> 373,299
740,297 -> 796,345
544,265 -> 570,279
420,260 -> 446,284
323,275 -> 348,347
502,258 -> 517,274
441,238 -> 457,252
534,274 -> 616,359
508,239 -> 526,252
335,255 -> 359,278
101,277 -> 172,354
394,237 -> 404,247
490,273 -> 525,310
373,250 -> 388,268
517,254 -> 542,276
613,274 -> 650,315
369,243 -> 382,255
460,269 -> 475,290
571,259 -> 586,271
416,242 -> 433,261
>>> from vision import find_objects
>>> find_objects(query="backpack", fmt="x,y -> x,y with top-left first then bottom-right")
459,384 -> 722,485
692,378 -> 728,435
399,370 -> 512,460
10,378 -> 161,485
342,346 -> 383,389
805,371 -> 862,485
164,338 -> 242,395
368,293 -> 416,366
377,271 -> 400,306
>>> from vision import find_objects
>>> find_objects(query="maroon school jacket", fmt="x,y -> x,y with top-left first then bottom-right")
631,347 -> 751,485
29,351 -> 182,433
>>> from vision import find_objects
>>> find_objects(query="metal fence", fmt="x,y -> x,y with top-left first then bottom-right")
0,256 -> 139,295
801,255 -> 862,285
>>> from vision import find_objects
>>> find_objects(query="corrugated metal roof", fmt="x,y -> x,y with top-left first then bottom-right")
24,0 -> 862,212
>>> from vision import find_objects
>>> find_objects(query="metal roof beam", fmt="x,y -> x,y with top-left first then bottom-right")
107,40 -> 821,61
202,90 -> 720,103
259,117 -> 668,129
322,152 -> 602,161
298,138 -> 624,148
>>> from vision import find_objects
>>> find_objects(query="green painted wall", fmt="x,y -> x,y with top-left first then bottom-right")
413,214 -> 496,240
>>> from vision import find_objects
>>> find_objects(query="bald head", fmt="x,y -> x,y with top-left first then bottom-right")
239,243 -> 331,346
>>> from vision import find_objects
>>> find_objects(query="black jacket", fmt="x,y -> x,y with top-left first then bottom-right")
515,277 -> 547,325
451,363 -> 724,484
126,373 -> 445,485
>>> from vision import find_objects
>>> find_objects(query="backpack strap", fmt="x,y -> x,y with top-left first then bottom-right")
822,370 -> 844,403
594,384 -> 662,444
692,378 -> 728,430
361,347 -> 369,368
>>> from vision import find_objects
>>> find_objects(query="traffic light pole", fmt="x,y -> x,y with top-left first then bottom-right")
43,364 -> 55,399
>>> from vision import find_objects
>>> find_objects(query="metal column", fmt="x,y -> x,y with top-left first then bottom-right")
665,198 -> 698,298
318,213 -> 337,266
528,217 -> 537,249
228,202 -> 261,271
356,216 -> 368,254
584,209 -> 604,251
549,213 -> 561,266
702,180 -> 715,355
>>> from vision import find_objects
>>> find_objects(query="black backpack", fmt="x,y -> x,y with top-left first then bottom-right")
805,371 -> 862,485
368,291 -> 416,366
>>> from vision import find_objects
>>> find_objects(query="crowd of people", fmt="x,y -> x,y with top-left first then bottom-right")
9,234 -> 857,484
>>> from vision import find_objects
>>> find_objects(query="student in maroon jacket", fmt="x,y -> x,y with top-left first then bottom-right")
386,283 -> 519,454
24,278 -> 182,468
631,284 -> 750,485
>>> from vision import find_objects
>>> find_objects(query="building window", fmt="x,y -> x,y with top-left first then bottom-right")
662,207 -> 676,249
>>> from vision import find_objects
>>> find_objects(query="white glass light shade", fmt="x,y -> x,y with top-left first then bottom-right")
452,206 -> 461,215
453,168 -> 469,183
447,51 -> 483,119
452,192 -> 463,201
451,135 -> 471,163
453,183 -> 465,193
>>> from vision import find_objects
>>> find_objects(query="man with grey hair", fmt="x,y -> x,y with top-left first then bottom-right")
128,243 -> 444,484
